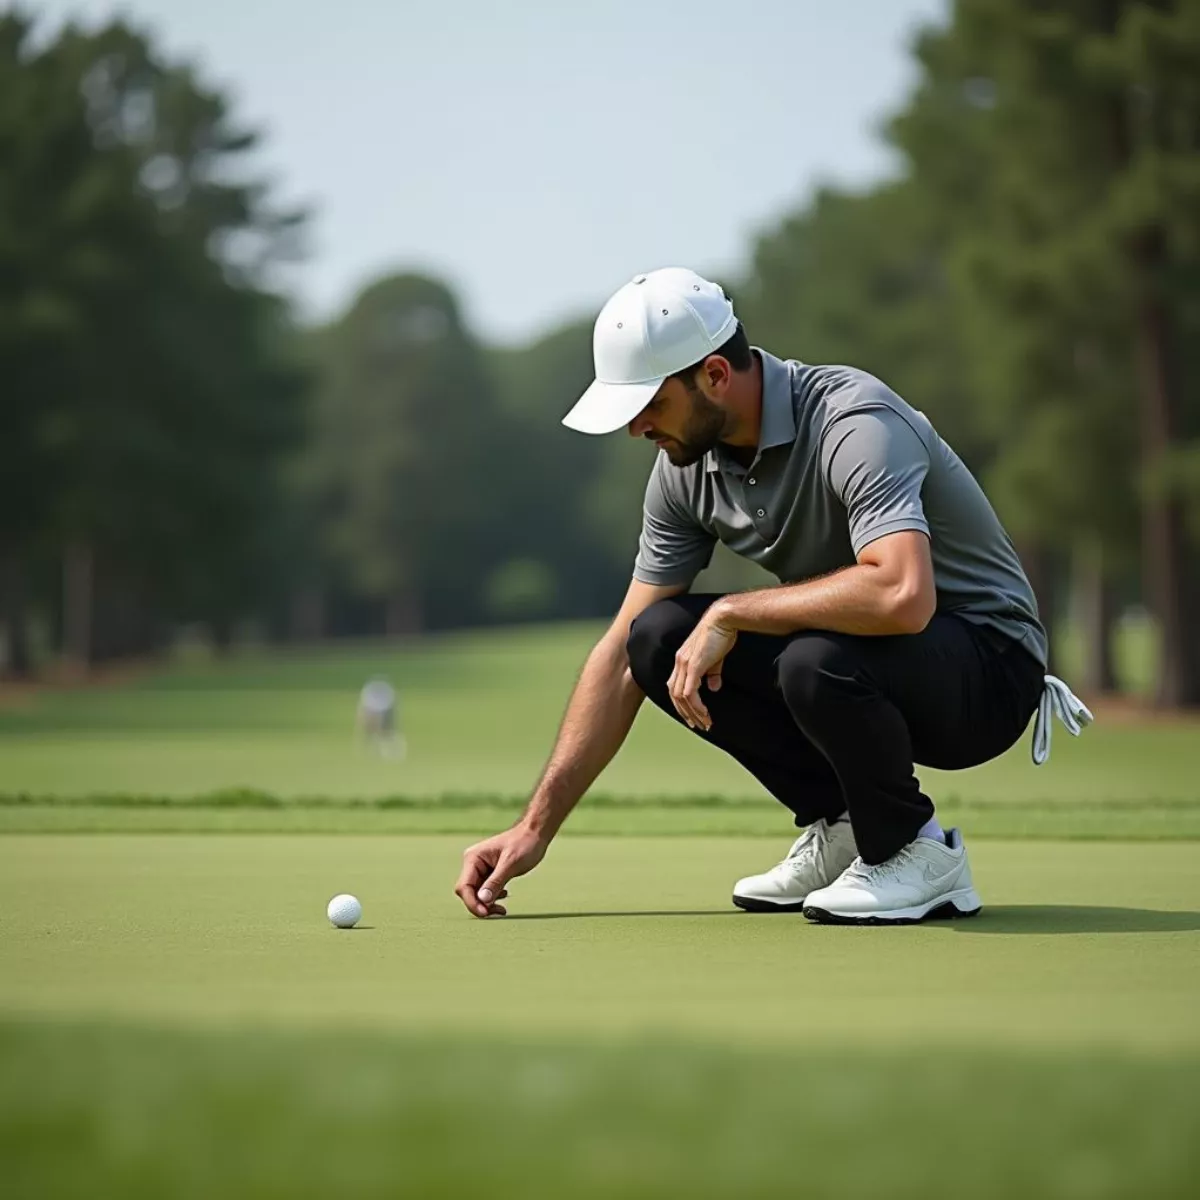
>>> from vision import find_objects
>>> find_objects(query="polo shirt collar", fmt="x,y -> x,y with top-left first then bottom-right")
705,348 -> 796,473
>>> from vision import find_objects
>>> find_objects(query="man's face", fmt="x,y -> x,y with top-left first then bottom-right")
627,370 -> 728,468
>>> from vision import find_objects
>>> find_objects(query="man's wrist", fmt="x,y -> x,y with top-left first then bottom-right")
709,588 -> 817,637
708,594 -> 746,632
519,797 -> 563,842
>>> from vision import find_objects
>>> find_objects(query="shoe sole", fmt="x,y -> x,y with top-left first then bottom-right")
731,893 -> 809,913
802,888 -> 983,926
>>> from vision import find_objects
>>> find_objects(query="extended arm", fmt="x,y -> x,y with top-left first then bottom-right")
454,578 -> 686,917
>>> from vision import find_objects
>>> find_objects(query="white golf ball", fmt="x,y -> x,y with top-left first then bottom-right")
327,893 -> 362,928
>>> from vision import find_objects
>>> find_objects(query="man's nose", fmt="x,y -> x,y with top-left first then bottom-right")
628,412 -> 652,438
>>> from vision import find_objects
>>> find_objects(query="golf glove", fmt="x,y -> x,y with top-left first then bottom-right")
1031,675 -> 1094,765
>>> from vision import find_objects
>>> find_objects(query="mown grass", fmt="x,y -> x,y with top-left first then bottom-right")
2,621 -> 1195,1198
3,830 -> 1199,1197
0,622 -> 1196,810
4,835 -> 1198,1046
4,1020 -> 1198,1200
2,789 -> 1199,838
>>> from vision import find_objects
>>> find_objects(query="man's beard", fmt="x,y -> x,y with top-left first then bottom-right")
661,388 -> 727,467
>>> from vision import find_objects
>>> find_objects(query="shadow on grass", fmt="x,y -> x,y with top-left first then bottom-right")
504,906 -> 1200,933
504,910 -> 741,921
955,906 -> 1200,934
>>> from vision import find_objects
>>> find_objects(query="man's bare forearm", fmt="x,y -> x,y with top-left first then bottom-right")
520,636 -> 645,839
712,561 -> 933,638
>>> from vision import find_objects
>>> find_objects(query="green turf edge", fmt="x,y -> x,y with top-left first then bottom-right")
4,789 -> 1199,810
2,789 -> 1199,839
2,802 -> 1199,837
2,1017 -> 1198,1200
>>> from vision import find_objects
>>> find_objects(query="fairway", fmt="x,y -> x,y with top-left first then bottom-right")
0,624 -> 1197,807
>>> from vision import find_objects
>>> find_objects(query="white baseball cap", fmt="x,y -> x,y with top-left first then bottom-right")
562,267 -> 739,435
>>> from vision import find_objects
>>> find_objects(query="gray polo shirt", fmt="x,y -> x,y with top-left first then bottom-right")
633,349 -> 1048,666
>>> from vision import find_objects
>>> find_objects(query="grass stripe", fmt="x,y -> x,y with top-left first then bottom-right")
2,798 -> 1199,837
3,1018 -> 1198,1200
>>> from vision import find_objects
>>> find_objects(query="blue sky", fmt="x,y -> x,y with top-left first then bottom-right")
36,0 -> 946,342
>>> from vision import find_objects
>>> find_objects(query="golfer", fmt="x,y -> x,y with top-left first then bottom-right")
456,268 -> 1089,923
358,678 -> 405,759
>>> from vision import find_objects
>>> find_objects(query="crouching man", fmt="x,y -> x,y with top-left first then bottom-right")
456,268 -> 1085,925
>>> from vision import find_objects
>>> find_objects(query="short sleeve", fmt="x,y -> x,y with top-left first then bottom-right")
822,408 -> 931,555
632,454 -> 716,585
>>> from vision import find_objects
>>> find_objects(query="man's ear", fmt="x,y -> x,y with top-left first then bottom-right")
704,355 -> 733,394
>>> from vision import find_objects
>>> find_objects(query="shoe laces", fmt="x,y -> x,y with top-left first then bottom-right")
844,843 -> 917,885
774,821 -> 834,876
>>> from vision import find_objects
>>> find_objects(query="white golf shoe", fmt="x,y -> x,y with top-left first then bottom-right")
802,827 -> 982,925
731,818 -> 858,912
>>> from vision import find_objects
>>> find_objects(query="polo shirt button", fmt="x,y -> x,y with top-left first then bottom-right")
756,508 -> 765,517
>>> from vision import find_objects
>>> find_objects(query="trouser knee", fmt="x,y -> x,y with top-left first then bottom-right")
626,600 -> 698,694
774,633 -> 860,721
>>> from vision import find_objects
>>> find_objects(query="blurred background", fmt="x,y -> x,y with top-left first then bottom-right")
3,4 -> 1200,1198
3,0 -> 1197,706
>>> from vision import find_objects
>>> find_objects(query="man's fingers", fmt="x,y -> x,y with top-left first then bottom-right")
456,888 -> 490,919
670,654 -> 693,720
669,646 -> 718,731
456,832 -> 545,920
675,686 -> 707,730
475,887 -> 510,919
478,854 -> 517,906
667,663 -> 681,715
455,847 -> 496,916
672,684 -> 702,730
456,883 -> 491,918
681,666 -> 711,730
668,679 -> 688,725
670,655 -> 700,727
454,856 -> 483,904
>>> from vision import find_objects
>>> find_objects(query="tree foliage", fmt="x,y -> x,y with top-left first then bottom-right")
0,12 -> 306,669
5,2 -> 1200,706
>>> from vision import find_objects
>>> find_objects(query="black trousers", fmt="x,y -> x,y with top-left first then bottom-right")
626,594 -> 1045,865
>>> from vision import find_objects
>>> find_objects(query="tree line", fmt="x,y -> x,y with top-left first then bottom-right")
0,13 -> 304,672
2,3 -> 1199,704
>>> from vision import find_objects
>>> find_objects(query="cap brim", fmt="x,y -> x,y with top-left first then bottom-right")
561,377 -> 663,435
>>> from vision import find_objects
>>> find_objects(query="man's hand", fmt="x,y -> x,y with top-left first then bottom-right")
455,824 -> 549,918
667,607 -> 737,732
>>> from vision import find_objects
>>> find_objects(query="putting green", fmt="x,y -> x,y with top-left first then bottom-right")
2,835 -> 1197,1050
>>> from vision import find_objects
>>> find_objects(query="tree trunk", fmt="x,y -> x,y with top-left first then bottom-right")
1133,235 -> 1200,706
62,542 -> 94,674
1071,539 -> 1116,694
1018,542 -> 1061,676
211,615 -> 234,656
289,587 -> 325,642
0,552 -> 33,679
385,590 -> 421,637
1098,34 -> 1200,707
